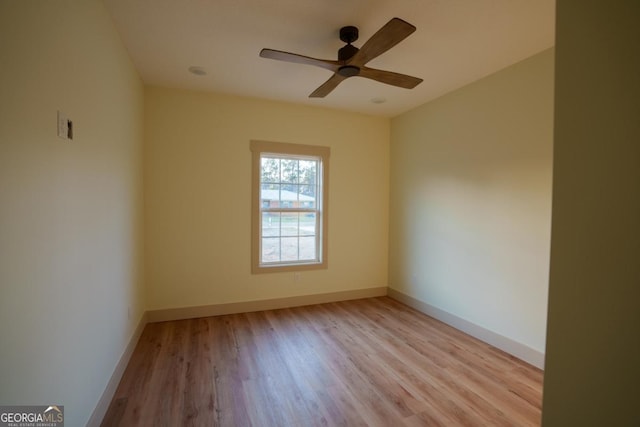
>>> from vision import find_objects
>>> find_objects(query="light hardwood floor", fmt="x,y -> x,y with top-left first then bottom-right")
102,297 -> 543,426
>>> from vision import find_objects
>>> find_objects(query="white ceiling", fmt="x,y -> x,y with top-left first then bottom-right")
103,0 -> 555,117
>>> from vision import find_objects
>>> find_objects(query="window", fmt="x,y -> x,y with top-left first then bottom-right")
250,140 -> 329,273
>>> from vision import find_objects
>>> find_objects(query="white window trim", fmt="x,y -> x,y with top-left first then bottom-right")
250,140 -> 330,274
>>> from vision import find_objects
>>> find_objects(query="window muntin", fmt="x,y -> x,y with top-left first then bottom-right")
250,141 -> 329,273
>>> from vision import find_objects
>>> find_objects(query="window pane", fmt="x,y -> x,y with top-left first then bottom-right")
281,212 -> 299,236
281,237 -> 299,262
299,236 -> 316,260
261,184 -> 279,208
262,212 -> 280,237
262,237 -> 280,263
261,158 -> 279,183
274,185 -> 295,207
299,160 -> 317,186
298,185 -> 316,208
300,213 -> 316,236
281,159 -> 298,183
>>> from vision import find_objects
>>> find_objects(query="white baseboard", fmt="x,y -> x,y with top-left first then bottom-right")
387,288 -> 545,369
147,287 -> 388,323
86,311 -> 148,427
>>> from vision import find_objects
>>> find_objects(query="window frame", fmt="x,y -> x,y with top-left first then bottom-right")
250,140 -> 330,274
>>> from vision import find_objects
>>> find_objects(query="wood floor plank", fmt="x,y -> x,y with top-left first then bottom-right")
102,297 -> 543,426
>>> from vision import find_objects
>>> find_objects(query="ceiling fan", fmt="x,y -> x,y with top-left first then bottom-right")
259,17 -> 423,98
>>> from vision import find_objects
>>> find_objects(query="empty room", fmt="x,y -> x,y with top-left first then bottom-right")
1,1 -> 638,426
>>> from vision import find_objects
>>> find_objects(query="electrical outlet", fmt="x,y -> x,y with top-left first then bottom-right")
294,272 -> 301,282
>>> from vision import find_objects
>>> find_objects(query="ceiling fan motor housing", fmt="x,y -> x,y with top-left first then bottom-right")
337,65 -> 360,77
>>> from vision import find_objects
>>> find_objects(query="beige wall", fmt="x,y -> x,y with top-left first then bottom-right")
389,49 -> 554,358
144,87 -> 389,310
0,1 -> 144,426
542,1 -> 640,425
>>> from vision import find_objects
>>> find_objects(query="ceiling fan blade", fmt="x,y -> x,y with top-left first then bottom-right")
350,18 -> 416,66
309,73 -> 347,98
359,66 -> 423,89
260,49 -> 341,72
